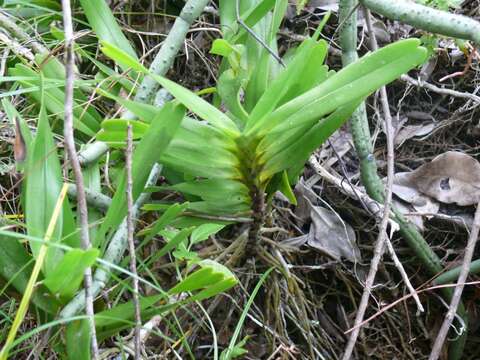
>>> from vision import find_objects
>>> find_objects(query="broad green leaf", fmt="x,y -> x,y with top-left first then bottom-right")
261,101 -> 361,180
149,73 -> 240,135
170,179 -> 249,201
25,105 -> 64,274
66,319 -> 91,360
97,102 -> 184,245
95,261 -> 237,339
191,224 -> 226,244
168,260 -> 237,294
8,64 -> 100,137
96,88 -> 157,122
248,39 -> 428,136
142,202 -> 189,244
80,0 -> 137,59
96,119 -> 149,143
156,227 -> 194,259
100,41 -> 147,73
245,38 -> 325,129
43,248 -> 99,300
210,39 -> 237,57
0,234 -> 58,314
217,69 -> 249,124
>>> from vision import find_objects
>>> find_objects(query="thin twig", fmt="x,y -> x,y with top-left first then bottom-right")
365,6 -> 423,313
401,74 -> 480,104
341,5 -> 394,357
60,0 -> 98,357
126,124 -> 141,359
429,203 -> 480,360
235,0 -> 285,67
345,281 -> 480,335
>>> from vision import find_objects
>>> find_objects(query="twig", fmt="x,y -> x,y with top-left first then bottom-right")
60,0 -> 98,358
235,0 -> 285,67
343,6 -> 429,355
429,203 -> 480,360
338,1 -> 467,358
345,281 -> 480,335
78,0 -> 211,166
126,124 -> 141,359
364,6 -> 423,313
360,0 -> 480,45
59,164 -> 162,318
401,74 -> 480,104
308,156 -> 383,217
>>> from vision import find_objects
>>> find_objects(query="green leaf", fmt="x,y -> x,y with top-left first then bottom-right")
66,319 -> 91,360
261,101 -> 361,180
95,261 -> 237,339
210,39 -> 237,57
142,202 -> 189,244
156,227 -> 194,259
191,224 -> 225,244
25,105 -> 64,274
248,39 -> 428,136
100,41 -> 147,73
245,38 -> 326,129
96,119 -> 149,143
80,0 -> 137,59
149,74 -> 240,136
96,88 -> 158,122
97,102 -> 184,245
8,64 -> 99,137
0,234 -> 58,314
168,260 -> 237,295
43,248 -> 99,300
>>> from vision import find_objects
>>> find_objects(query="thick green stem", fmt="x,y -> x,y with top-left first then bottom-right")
434,258 -> 480,285
339,1 -> 467,358
133,0 -> 210,105
361,0 -> 480,45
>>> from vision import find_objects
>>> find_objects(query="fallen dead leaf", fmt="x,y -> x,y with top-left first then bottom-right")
397,151 -> 480,206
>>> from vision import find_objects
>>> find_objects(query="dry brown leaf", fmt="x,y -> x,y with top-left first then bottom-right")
394,123 -> 435,147
398,151 -> 480,206
306,203 -> 360,262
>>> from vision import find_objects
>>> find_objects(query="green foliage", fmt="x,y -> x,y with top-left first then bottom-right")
43,248 -> 99,300
100,37 -> 428,217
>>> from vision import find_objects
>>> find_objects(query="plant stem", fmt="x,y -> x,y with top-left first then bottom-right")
126,124 -> 141,359
247,186 -> 265,255
132,0 -> 211,105
429,203 -> 480,360
61,0 -> 98,357
67,184 -> 112,212
360,0 -> 480,45
434,258 -> 480,285
338,1 -> 467,359
59,164 -> 162,318
341,4 -> 396,357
